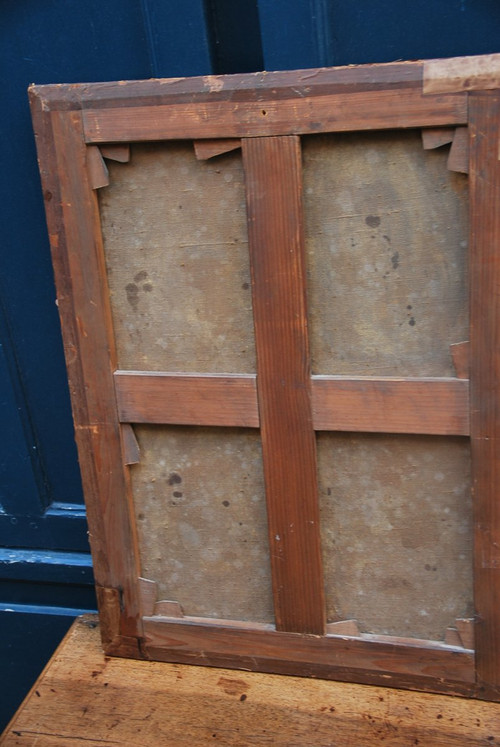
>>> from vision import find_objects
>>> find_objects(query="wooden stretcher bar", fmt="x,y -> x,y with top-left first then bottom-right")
29,53 -> 500,701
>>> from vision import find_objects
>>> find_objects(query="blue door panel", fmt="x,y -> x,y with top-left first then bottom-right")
0,511 -> 88,552
257,0 -> 333,70
0,340 -> 41,516
141,0 -> 212,76
328,0 -> 500,66
1,0 -> 155,519
205,0 -> 264,74
257,0 -> 500,70
0,1 -> 217,554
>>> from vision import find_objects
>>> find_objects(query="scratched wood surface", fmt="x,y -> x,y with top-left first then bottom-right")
469,93 -> 500,697
242,136 -> 325,635
3,615 -> 499,746
99,142 -> 255,374
81,86 -> 467,142
114,372 -> 469,435
33,109 -> 143,644
130,425 -> 273,623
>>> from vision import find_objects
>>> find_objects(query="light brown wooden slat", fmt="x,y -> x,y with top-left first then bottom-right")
121,423 -> 140,464
28,61 -> 424,111
138,577 -> 157,616
450,341 -> 470,379
469,93 -> 500,698
82,89 -> 467,143
86,144 -> 109,189
100,143 -> 130,162
154,600 -> 184,618
114,371 -> 469,435
448,126 -> 469,173
194,138 -> 241,160
114,371 -> 259,427
424,52 -> 500,93
312,376 -> 470,435
242,136 -> 325,636
142,618 -> 475,696
326,619 -> 361,636
421,127 -> 456,149
456,618 -> 476,651
46,110 -> 142,642
27,97 -> 142,647
445,627 -> 464,648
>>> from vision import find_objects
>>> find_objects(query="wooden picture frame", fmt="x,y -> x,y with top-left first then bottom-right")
30,53 -> 500,700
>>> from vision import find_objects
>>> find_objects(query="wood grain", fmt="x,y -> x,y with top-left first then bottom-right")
100,143 -> 130,162
142,617 -> 475,696
29,61 -> 500,700
456,618 -> 476,651
120,423 -> 140,465
424,52 -> 500,93
82,88 -> 467,143
138,576 -> 157,616
469,93 -> 500,698
312,376 -> 469,434
114,371 -> 259,427
242,136 -> 325,635
4,615 -> 500,746
115,371 -> 469,435
28,60 -> 426,111
422,127 -> 455,149
39,110 -> 142,643
448,126 -> 469,174
194,138 -> 241,160
86,145 -> 109,189
450,341 -> 470,379
419,125 -> 469,173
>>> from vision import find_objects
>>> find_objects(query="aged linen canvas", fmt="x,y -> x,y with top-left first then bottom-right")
30,53 -> 500,699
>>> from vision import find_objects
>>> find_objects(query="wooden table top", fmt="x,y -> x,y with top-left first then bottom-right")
1,614 -> 499,746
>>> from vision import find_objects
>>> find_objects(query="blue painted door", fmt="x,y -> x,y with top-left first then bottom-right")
257,0 -> 500,70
